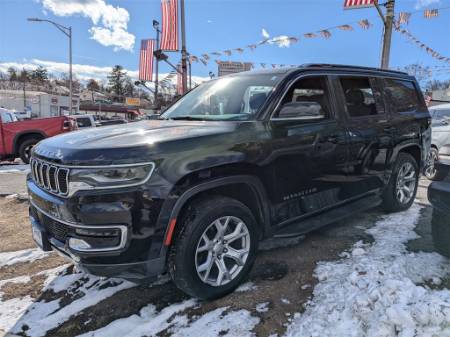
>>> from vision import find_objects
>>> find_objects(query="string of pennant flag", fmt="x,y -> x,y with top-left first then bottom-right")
395,26 -> 450,65
139,0 -> 450,84
187,18 -> 373,67
188,7 -> 449,69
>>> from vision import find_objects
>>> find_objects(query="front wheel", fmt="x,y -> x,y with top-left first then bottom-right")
382,153 -> 419,212
168,196 -> 258,300
18,138 -> 40,164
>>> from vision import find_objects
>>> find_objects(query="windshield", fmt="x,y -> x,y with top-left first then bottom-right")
161,73 -> 282,121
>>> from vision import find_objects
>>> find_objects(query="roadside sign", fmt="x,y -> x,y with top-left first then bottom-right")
126,97 -> 141,106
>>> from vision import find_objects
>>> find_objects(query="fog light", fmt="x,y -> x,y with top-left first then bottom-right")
68,238 -> 92,250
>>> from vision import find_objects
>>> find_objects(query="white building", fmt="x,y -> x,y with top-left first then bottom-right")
0,90 -> 79,117
79,90 -> 108,103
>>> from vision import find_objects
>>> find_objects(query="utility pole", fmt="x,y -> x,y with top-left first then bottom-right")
68,26 -> 73,115
374,0 -> 395,69
27,18 -> 73,115
180,0 -> 188,94
153,20 -> 160,107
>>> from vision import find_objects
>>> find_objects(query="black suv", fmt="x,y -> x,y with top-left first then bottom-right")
28,64 -> 431,299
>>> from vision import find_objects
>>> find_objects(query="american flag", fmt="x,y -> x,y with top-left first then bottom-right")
343,0 -> 374,9
161,0 -> 179,51
424,9 -> 439,18
139,39 -> 155,82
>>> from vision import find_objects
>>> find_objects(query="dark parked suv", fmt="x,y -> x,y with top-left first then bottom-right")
28,64 -> 431,299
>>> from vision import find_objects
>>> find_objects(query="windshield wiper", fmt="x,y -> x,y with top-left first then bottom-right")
168,116 -> 207,121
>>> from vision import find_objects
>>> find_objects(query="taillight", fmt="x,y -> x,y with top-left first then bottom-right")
63,120 -> 70,130
63,118 -> 78,131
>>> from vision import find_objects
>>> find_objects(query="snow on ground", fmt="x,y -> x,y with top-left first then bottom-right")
10,272 -> 135,337
0,265 -> 68,332
0,248 -> 50,268
285,204 -> 450,337
0,164 -> 30,174
235,281 -> 257,292
77,303 -> 260,337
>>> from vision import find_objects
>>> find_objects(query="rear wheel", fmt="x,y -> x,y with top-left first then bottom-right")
168,196 -> 258,300
424,147 -> 439,180
18,138 -> 40,164
382,153 -> 419,212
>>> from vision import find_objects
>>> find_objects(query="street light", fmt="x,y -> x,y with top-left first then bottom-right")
27,17 -> 73,116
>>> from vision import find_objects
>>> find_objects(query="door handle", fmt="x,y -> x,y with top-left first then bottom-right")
327,135 -> 339,143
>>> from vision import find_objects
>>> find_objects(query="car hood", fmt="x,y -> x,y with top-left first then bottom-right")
33,120 -> 237,165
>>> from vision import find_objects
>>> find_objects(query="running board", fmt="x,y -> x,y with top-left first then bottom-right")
273,195 -> 382,238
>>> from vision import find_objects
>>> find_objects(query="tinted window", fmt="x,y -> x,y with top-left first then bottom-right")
275,76 -> 330,119
77,117 -> 92,127
340,77 -> 383,117
383,79 -> 422,113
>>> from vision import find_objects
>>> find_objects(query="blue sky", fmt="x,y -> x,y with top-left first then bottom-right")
1,0 -> 450,83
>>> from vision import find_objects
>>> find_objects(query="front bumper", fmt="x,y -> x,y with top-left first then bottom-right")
27,178 -> 168,281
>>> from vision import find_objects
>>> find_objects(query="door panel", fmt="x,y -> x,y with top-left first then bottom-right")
333,76 -> 393,198
267,75 -> 349,227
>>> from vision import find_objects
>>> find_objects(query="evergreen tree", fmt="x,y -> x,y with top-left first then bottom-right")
107,65 -> 127,102
30,66 -> 48,84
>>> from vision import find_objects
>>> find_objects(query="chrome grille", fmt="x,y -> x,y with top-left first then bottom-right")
30,158 -> 69,196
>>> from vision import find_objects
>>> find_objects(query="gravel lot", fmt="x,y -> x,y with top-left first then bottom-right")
0,165 -> 448,337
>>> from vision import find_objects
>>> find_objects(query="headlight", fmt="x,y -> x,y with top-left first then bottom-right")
69,163 -> 155,191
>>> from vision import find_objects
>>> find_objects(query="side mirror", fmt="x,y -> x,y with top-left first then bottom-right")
277,101 -> 325,120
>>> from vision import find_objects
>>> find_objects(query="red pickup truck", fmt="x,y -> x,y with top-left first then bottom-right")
0,109 -> 77,163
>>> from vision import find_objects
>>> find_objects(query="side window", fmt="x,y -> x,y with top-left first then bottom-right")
77,117 -> 92,127
1,112 -> 13,123
383,79 -> 422,113
274,76 -> 330,120
340,77 -> 384,117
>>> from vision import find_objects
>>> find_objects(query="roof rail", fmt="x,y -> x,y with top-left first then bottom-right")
300,63 -> 408,75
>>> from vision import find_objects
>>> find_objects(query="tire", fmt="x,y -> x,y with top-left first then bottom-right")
168,196 -> 258,300
18,138 -> 40,164
382,152 -> 419,212
431,208 -> 450,258
424,147 -> 439,180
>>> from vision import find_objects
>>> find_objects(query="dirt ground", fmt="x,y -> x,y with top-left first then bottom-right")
0,180 -> 438,337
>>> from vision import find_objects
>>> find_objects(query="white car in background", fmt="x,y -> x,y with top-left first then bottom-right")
72,114 -> 98,129
425,103 -> 450,179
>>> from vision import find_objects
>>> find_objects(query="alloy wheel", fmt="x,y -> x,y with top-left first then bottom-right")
424,150 -> 438,179
195,216 -> 250,287
24,144 -> 34,162
396,162 -> 417,204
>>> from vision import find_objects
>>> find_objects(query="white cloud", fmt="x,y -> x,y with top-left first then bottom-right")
415,0 -> 441,9
39,0 -> 135,52
0,59 -> 209,86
